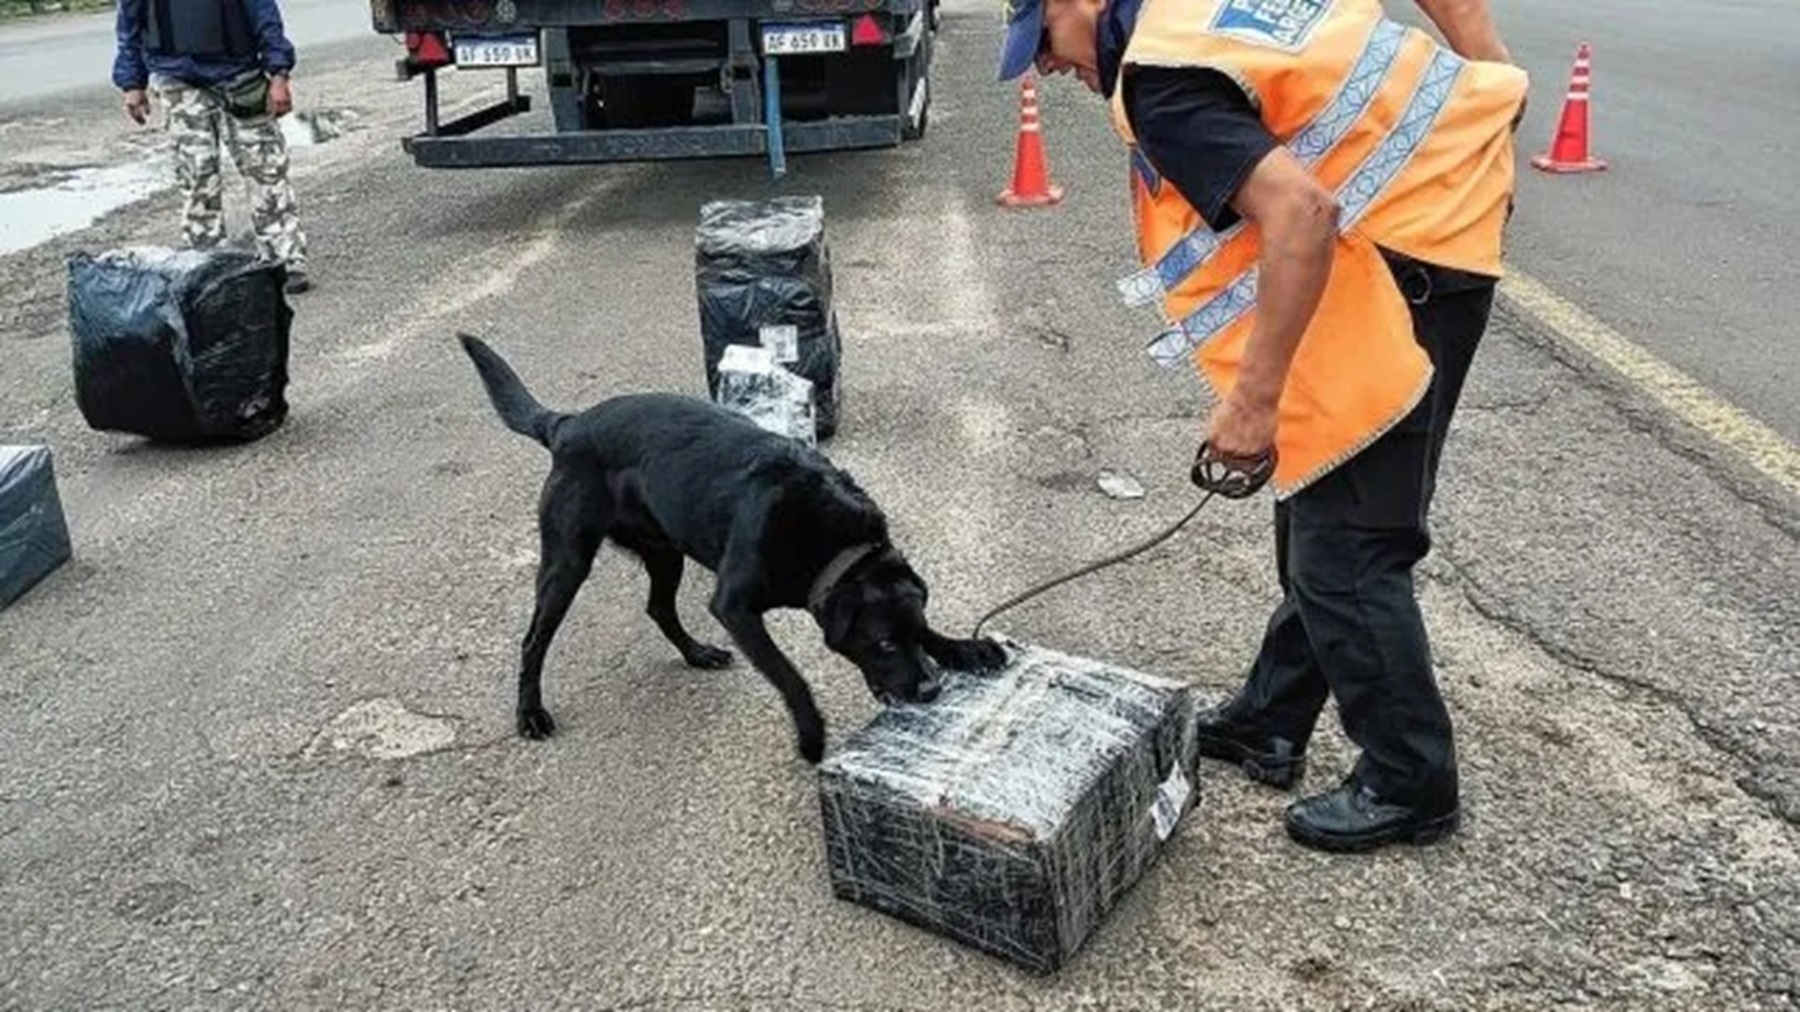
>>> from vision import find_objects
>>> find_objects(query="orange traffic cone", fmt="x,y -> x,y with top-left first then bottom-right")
998,76 -> 1064,207
1532,42 -> 1607,174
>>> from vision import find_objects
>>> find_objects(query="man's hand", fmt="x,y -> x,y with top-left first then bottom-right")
268,75 -> 293,117
1205,387 -> 1279,463
123,89 -> 151,125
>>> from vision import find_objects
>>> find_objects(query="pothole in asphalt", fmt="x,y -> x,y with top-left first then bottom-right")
310,698 -> 458,760
0,159 -> 166,256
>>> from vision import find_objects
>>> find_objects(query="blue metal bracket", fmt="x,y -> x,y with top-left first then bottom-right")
762,55 -> 787,179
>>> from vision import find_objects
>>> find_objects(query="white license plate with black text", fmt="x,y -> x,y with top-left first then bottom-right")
453,34 -> 541,68
761,23 -> 847,55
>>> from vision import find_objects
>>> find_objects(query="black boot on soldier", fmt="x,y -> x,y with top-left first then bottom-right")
1193,703 -> 1306,790
1284,777 -> 1461,854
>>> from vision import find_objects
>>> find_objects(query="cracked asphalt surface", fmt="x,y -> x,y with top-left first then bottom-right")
2,2 -> 1798,1008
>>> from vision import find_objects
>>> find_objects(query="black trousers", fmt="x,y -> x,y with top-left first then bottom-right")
1223,255 -> 1496,809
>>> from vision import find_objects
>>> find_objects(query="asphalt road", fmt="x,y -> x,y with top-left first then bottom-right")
0,0 -> 374,103
1,1 -> 1798,1009
1496,0 -> 1800,442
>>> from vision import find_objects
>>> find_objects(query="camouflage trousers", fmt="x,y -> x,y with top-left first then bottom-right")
154,77 -> 308,270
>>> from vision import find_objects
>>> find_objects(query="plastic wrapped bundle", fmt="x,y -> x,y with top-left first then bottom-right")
67,246 -> 291,443
695,196 -> 842,440
0,446 -> 73,609
817,640 -> 1200,974
715,344 -> 817,445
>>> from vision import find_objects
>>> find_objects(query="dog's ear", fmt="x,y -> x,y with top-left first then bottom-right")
895,566 -> 927,612
817,586 -> 858,650
876,551 -> 927,610
908,572 -> 928,610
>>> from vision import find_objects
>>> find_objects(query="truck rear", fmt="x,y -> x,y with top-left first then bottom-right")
369,0 -> 936,173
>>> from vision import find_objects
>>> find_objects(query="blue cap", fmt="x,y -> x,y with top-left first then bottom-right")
998,0 -> 1044,81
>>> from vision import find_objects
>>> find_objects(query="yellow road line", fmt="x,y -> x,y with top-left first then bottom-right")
1500,268 -> 1800,497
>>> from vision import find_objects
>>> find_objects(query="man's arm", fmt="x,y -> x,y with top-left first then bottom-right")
111,0 -> 146,89
1412,0 -> 1525,130
113,0 -> 151,123
1208,149 -> 1336,459
244,0 -> 297,114
245,0 -> 297,75
1411,0 -> 1510,62
1127,68 -> 1337,461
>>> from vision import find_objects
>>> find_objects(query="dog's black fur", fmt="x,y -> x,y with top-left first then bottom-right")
458,334 -> 1006,762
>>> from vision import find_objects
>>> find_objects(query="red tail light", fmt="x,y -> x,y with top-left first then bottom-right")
850,13 -> 886,45
406,30 -> 453,65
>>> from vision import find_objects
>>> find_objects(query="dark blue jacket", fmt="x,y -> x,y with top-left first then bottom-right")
112,0 -> 296,90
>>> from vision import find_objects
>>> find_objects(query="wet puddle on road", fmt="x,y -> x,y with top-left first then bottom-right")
0,159 -> 166,256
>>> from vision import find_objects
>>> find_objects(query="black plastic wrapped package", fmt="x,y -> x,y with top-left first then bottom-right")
817,640 -> 1200,974
0,446 -> 73,609
695,197 -> 842,440
67,246 -> 291,443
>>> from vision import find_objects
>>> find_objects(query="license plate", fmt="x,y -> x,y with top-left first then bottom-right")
761,23 -> 847,55
453,34 -> 541,68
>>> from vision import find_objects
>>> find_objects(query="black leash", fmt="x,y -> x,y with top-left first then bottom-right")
971,442 -> 1277,639
972,491 -> 1216,638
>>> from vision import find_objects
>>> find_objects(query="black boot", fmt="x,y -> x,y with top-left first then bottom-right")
1193,705 -> 1306,789
1284,779 -> 1460,853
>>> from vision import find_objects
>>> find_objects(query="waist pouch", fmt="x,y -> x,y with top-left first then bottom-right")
210,70 -> 270,120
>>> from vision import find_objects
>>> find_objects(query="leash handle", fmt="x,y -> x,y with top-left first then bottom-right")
1191,441 -> 1275,500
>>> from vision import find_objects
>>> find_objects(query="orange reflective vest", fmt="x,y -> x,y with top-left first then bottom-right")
1108,0 -> 1527,497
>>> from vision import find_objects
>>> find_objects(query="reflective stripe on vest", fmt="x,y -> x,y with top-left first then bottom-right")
1115,18 -> 1408,311
1143,45 -> 1465,369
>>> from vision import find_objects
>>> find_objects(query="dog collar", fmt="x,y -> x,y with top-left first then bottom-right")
807,543 -> 883,616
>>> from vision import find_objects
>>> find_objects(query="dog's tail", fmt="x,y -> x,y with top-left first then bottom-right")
458,333 -> 558,447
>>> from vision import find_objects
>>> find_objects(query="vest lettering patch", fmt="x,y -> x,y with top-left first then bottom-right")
1208,0 -> 1330,51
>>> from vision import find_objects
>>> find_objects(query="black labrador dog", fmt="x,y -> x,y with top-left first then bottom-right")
458,334 -> 1006,762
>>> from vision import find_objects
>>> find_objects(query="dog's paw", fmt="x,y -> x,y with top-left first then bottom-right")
683,643 -> 735,670
517,706 -> 557,740
939,636 -> 1010,674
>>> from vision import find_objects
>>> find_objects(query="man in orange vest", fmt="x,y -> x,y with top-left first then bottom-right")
999,0 -> 1526,852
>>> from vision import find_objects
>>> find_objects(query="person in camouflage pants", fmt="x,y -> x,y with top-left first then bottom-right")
113,0 -> 312,293
156,78 -> 308,278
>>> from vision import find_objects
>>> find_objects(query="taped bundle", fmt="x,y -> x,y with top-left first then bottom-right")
817,640 -> 1200,973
